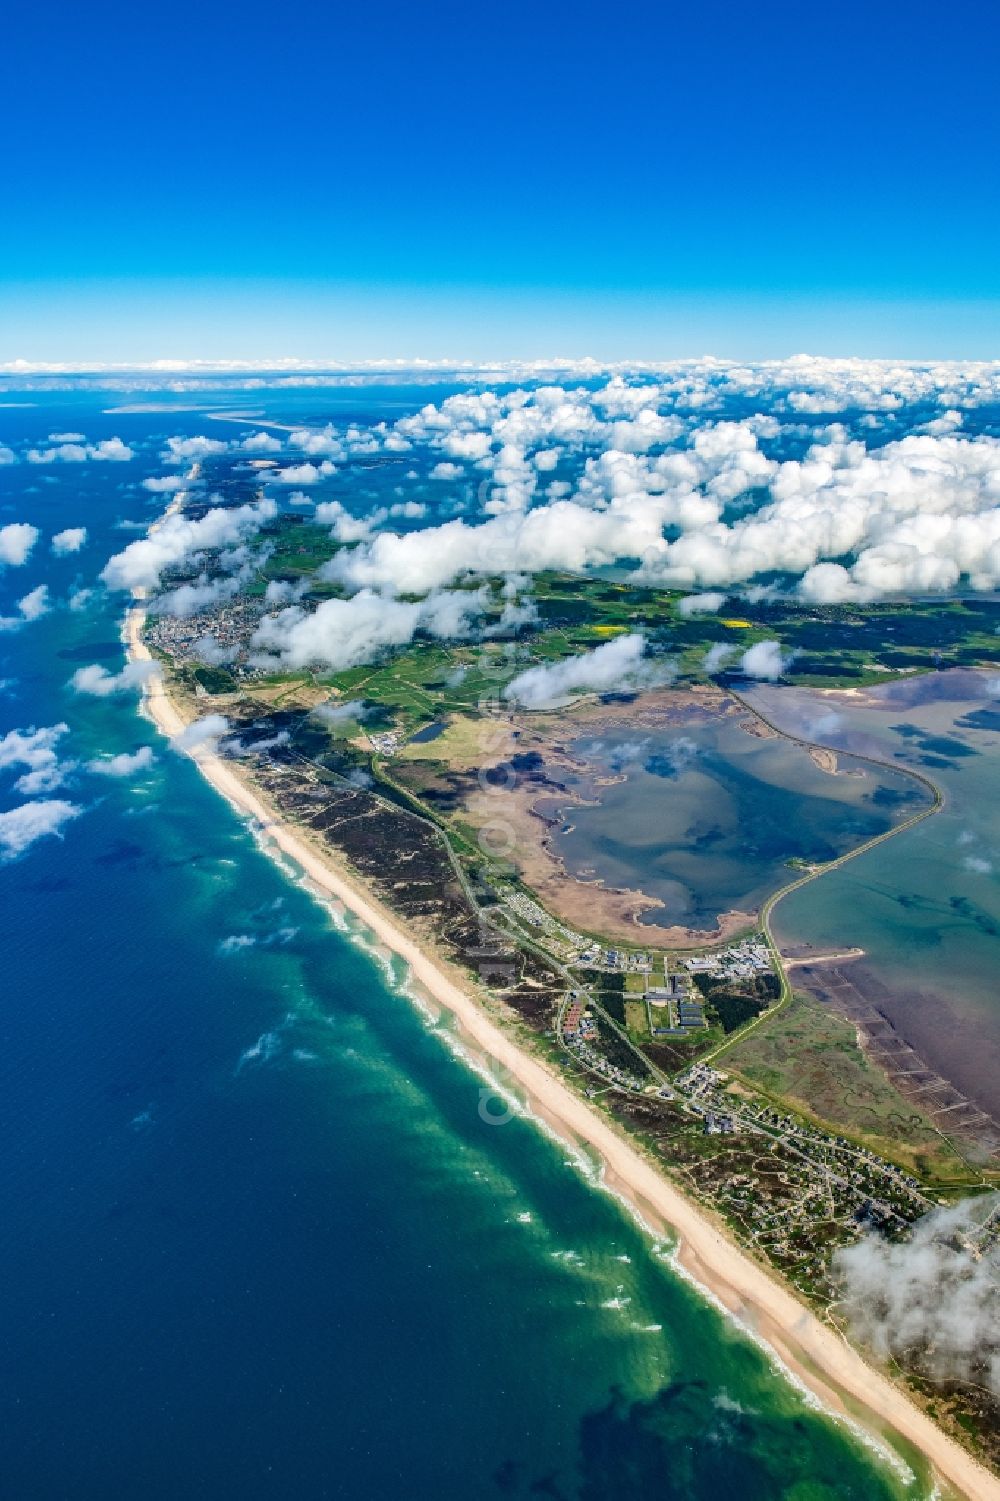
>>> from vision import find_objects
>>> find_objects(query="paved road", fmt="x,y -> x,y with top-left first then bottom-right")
702,689 -> 944,1065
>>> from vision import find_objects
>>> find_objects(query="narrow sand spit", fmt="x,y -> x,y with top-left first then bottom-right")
126,602 -> 1000,1501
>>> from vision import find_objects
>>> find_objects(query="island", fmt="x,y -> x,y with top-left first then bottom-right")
128,478 -> 1000,1501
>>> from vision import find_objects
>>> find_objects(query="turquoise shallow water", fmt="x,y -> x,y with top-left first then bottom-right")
0,393 -> 925,1498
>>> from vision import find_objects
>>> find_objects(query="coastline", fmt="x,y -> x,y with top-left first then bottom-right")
125,608 -> 1000,1501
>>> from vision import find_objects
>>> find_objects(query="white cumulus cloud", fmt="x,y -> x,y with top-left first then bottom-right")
0,586 -> 51,631
0,722 -> 72,794
101,499 -> 276,592
738,640 -> 793,680
835,1195 -> 1000,1395
678,591 -> 726,616
270,462 -> 334,486
251,588 -> 488,671
0,523 -> 39,567
27,437 -> 133,464
70,660 -> 160,696
163,435 -> 228,461
504,632 -> 650,708
87,745 -> 157,778
0,799 -> 82,859
703,642 -> 736,674
51,527 -> 87,555
312,698 -> 368,725
172,714 -> 231,751
143,474 -> 186,493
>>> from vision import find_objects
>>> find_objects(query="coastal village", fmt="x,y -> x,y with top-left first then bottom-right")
550,951 -> 936,1310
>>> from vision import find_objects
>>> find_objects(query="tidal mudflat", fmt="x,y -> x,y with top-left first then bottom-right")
746,671 -> 1000,1124
547,711 -> 928,933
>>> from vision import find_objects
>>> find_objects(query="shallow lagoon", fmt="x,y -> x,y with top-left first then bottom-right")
549,713 -> 928,931
747,672 -> 1000,1120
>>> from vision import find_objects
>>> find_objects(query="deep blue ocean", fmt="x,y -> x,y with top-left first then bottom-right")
0,391 -> 923,1499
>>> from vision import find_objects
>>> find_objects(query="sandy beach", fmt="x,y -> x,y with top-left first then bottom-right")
125,605 -> 1000,1501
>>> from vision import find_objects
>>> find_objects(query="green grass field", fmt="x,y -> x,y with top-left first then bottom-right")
725,989 -> 976,1184
623,999 -> 650,1040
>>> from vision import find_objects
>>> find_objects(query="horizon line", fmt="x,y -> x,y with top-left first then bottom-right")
5,353 -> 1000,377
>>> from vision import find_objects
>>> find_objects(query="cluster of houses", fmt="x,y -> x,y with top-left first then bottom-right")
669,1070 -> 738,1133
561,997 -> 597,1042
562,1030 -> 646,1093
146,598 -> 263,672
560,997 -> 646,1091
677,1064 -> 928,1212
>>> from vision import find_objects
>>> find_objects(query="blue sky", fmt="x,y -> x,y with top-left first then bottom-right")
3,0 -> 998,361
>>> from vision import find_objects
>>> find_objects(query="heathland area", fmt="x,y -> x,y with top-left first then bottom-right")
137,495 -> 1000,1486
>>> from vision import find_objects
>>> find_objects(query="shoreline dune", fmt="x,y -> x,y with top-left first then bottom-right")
126,606 -> 999,1501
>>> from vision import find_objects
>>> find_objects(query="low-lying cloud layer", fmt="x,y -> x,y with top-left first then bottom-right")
504,632 -> 651,707
251,587 -> 490,671
739,640 -> 794,680
70,661 -> 160,696
65,358 -> 1000,685
101,500 -> 276,593
0,585 -> 50,632
835,1196 -> 1000,1395
171,714 -> 231,751
328,418 -> 1000,603
51,528 -> 87,555
26,437 -> 133,464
